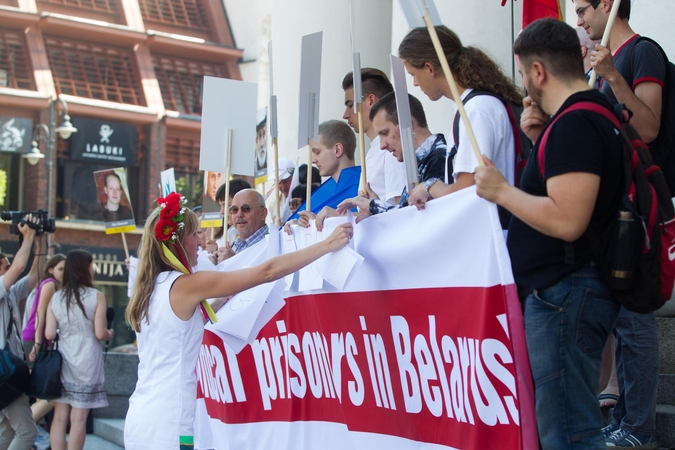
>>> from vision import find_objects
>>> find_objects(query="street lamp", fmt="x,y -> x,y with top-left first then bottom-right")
25,98 -> 78,218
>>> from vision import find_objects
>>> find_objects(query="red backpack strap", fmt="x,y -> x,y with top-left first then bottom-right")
537,101 -> 620,179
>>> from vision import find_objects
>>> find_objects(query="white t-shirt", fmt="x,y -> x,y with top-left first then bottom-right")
450,89 -> 515,186
365,136 -> 407,205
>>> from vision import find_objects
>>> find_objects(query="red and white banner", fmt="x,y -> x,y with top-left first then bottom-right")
194,187 -> 538,450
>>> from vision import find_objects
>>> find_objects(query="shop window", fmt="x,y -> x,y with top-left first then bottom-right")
0,153 -> 21,211
45,36 -> 145,106
56,160 -> 141,222
139,0 -> 209,31
0,30 -> 35,91
153,54 -> 227,114
165,135 -> 202,207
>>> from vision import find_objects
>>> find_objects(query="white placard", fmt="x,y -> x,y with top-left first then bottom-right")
200,76 -> 257,176
390,55 -> 419,191
297,32 -> 323,149
397,0 -> 443,28
160,168 -> 176,196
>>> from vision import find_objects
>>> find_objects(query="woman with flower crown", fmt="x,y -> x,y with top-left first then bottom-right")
123,192 -> 352,450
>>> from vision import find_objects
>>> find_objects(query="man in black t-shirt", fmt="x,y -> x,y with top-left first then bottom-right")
475,19 -> 623,450
577,1 -> 662,446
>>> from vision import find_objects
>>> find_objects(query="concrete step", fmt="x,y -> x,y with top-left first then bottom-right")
82,433 -> 124,450
656,404 -> 675,449
93,418 -> 125,448
657,317 -> 675,375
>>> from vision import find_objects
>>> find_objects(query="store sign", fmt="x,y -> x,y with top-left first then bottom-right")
70,118 -> 137,166
61,245 -> 129,283
0,116 -> 32,154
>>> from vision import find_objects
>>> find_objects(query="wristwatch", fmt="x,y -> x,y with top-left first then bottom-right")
424,178 -> 439,199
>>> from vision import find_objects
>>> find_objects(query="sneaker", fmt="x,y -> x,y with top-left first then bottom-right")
33,424 -> 50,450
605,428 -> 657,449
602,423 -> 619,439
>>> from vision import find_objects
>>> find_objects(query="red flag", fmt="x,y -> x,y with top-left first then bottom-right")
522,0 -> 563,28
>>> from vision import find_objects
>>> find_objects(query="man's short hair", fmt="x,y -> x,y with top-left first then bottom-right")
514,18 -> 585,83
234,188 -> 266,207
216,178 -> 251,202
369,92 -> 428,129
342,68 -> 393,100
318,120 -> 356,160
105,172 -> 121,186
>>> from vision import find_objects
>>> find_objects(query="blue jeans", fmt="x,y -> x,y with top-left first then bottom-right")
611,307 -> 659,435
524,266 -> 620,450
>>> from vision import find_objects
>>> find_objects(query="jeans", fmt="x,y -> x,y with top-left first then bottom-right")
0,394 -> 38,450
524,266 -> 620,450
611,307 -> 659,435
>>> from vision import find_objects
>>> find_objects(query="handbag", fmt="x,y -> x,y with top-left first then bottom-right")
0,302 -> 30,410
26,336 -> 62,400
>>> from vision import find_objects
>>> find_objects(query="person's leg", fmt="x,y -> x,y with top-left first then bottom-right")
67,408 -> 89,450
524,267 -> 620,450
31,400 -> 54,423
50,403 -> 70,450
0,394 -> 38,450
598,334 -> 619,408
0,410 -> 16,450
611,307 -> 659,436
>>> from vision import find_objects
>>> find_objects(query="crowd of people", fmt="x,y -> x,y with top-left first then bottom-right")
1,0 -> 670,449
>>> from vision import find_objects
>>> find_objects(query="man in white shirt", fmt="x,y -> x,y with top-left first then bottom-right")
342,68 -> 406,205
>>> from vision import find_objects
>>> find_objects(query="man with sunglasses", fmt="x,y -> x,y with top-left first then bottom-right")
216,189 -> 269,262
576,1 -> 664,447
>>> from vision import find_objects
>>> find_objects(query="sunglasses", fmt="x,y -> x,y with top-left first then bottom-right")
228,204 -> 261,214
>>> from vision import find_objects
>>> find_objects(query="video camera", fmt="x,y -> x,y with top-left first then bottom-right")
1,210 -> 56,236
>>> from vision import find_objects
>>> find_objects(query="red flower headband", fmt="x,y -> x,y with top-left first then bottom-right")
155,192 -> 188,244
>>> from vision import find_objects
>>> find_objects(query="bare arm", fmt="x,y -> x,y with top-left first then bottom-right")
170,223 -> 352,320
93,292 -> 114,341
475,157 -> 599,241
591,45 -> 662,143
33,281 -> 56,345
2,218 -> 37,291
45,301 -> 57,341
26,237 -> 42,292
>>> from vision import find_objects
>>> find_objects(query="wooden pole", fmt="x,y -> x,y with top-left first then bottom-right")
588,0 -> 622,88
356,103 -> 367,192
422,14 -> 484,167
121,232 -> 129,259
273,136 -> 281,222
223,129 -> 233,241
306,92 -> 316,213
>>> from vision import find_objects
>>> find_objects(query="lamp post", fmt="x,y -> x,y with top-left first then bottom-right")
27,98 -> 77,249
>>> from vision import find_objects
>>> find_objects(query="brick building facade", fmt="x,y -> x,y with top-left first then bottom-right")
0,0 -> 241,347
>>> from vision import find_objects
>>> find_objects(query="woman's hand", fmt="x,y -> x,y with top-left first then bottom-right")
29,344 -> 38,362
323,223 -> 353,252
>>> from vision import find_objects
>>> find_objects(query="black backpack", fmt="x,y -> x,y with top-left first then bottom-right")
628,37 -> 675,196
450,90 -> 532,187
450,90 -> 532,228
538,101 -> 675,313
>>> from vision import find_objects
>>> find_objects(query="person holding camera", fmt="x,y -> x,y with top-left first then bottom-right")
0,215 -> 41,450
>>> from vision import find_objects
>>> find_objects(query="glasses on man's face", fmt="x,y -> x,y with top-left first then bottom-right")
229,204 -> 260,215
576,2 -> 597,18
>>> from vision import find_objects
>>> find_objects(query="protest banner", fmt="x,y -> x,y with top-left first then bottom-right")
94,168 -> 135,235
194,187 -> 537,450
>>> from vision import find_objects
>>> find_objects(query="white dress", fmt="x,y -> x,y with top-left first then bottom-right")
51,287 -> 108,409
124,271 -> 204,450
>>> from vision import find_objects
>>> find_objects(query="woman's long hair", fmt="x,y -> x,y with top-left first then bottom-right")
42,253 -> 66,283
61,250 -> 94,318
126,207 -> 198,332
398,26 -> 522,105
